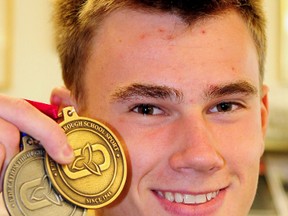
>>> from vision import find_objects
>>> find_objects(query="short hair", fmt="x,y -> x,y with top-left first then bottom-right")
53,0 -> 266,102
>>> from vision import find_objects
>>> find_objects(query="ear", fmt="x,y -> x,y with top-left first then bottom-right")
50,86 -> 78,112
260,85 -> 269,138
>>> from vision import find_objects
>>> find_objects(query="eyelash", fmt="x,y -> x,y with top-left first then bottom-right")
131,104 -> 164,116
208,101 -> 244,114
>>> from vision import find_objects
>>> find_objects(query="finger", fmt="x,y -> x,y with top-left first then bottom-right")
0,143 -> 6,192
0,117 -> 20,160
0,118 -> 20,193
0,95 -> 74,164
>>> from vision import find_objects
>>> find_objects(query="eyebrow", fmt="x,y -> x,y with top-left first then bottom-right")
111,83 -> 184,103
110,80 -> 258,103
204,80 -> 259,99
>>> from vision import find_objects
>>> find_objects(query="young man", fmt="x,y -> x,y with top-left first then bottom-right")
0,0 -> 269,215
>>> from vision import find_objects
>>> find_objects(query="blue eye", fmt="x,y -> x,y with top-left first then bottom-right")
209,102 -> 242,113
131,104 -> 164,115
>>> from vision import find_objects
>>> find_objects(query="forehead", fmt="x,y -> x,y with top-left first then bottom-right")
87,8 -> 259,90
94,8 -> 253,45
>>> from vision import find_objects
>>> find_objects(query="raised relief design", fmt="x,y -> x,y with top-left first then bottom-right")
20,175 -> 63,210
63,142 -> 111,179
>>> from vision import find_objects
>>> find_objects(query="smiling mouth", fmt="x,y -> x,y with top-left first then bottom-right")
155,190 -> 220,205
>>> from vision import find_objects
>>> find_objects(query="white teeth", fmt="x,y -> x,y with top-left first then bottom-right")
195,194 -> 206,204
161,190 -> 220,204
206,192 -> 212,201
175,193 -> 183,203
157,191 -> 164,198
183,194 -> 196,204
165,192 -> 174,202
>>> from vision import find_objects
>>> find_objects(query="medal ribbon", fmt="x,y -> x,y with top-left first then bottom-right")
25,99 -> 59,120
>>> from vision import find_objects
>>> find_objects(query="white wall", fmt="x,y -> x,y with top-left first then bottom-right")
262,0 -> 288,151
1,0 -> 63,102
263,0 -> 288,108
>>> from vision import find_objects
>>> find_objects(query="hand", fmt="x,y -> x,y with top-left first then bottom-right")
0,94 -> 74,192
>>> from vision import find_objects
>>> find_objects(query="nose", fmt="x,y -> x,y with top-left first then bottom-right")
169,115 -> 225,173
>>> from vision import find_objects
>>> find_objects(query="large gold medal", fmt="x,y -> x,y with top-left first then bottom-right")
45,107 -> 127,209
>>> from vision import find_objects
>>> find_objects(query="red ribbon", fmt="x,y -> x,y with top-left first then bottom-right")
25,100 -> 59,120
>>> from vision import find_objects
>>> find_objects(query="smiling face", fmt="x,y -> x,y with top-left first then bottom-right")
78,8 -> 269,216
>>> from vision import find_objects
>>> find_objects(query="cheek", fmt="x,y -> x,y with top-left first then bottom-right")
215,112 -> 264,172
117,123 -> 175,183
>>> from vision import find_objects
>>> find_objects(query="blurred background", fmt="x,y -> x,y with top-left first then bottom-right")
0,0 -> 288,215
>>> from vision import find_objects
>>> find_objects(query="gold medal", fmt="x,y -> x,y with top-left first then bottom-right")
3,134 -> 86,216
45,107 -> 127,209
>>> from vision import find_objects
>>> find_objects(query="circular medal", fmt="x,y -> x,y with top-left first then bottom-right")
3,135 -> 86,216
45,107 -> 127,209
